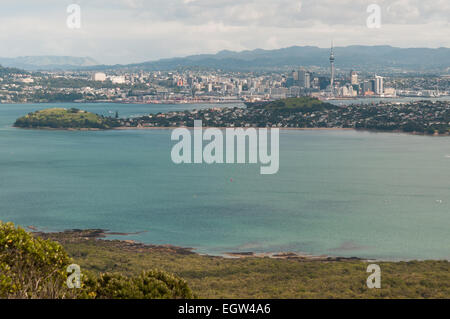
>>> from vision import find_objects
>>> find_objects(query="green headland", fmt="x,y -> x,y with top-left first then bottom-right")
13,108 -> 120,130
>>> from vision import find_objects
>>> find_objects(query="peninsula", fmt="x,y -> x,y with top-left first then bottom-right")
123,98 -> 450,135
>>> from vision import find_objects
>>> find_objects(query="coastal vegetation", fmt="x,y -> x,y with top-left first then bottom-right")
13,108 -> 120,129
0,222 -> 71,298
0,222 -> 193,299
29,228 -> 450,299
1,224 -> 449,299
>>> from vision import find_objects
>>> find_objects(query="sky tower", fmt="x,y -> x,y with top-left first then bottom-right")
329,42 -> 335,92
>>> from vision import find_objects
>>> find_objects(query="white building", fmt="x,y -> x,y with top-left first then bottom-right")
20,78 -> 34,84
109,75 -> 126,84
338,85 -> 356,97
375,75 -> 384,95
92,72 -> 107,82
383,88 -> 396,97
350,71 -> 358,85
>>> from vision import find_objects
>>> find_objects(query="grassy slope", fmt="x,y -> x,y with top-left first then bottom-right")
50,235 -> 450,299
14,108 -> 115,129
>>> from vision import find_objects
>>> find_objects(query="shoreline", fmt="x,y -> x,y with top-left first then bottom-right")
14,125 -> 450,136
113,126 -> 356,131
1,101 -> 245,105
2,95 -> 450,105
113,126 -> 450,136
30,228 -> 448,262
27,227 -> 450,299
31,228 -> 363,261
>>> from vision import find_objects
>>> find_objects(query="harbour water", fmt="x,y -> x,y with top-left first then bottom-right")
0,102 -> 449,260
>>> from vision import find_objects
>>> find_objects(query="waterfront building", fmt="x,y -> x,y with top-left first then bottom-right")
362,80 -> 373,95
375,75 -> 384,95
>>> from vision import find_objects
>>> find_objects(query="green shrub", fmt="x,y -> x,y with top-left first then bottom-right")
0,222 -> 72,299
78,270 -> 194,299
0,222 -> 194,299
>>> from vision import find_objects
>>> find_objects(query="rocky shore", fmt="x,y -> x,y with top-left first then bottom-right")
32,228 -> 364,261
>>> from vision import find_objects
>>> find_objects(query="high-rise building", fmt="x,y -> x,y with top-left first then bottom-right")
288,69 -> 311,89
375,75 -> 384,95
318,77 -> 330,90
286,76 -> 294,87
362,81 -> 373,95
350,71 -> 358,85
298,70 -> 311,88
298,70 -> 306,87
304,72 -> 311,89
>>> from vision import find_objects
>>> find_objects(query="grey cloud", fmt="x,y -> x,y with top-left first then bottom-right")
0,0 -> 448,64
102,0 -> 450,26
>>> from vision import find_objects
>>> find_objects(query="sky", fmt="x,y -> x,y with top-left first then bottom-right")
0,0 -> 449,64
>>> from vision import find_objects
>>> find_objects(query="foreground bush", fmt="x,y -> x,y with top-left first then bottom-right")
79,271 -> 194,299
0,222 -> 71,298
0,222 -> 194,299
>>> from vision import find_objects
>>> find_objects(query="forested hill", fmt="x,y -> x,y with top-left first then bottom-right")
109,45 -> 450,72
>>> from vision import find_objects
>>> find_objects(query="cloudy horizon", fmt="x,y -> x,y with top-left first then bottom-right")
0,0 -> 449,64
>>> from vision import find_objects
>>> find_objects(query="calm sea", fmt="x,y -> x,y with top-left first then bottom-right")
0,102 -> 449,260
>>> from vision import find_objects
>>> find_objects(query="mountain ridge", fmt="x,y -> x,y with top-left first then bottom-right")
4,45 -> 450,72
0,56 -> 98,71
110,45 -> 450,72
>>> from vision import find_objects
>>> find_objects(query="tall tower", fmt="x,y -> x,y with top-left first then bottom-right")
329,42 -> 335,92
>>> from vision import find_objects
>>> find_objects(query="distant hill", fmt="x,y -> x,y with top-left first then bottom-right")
0,56 -> 98,71
117,45 -> 450,72
0,65 -> 27,76
5,46 -> 450,72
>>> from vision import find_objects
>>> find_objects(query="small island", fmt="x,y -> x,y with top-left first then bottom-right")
14,108 -> 120,130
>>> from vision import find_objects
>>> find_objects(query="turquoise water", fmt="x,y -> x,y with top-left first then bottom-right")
0,103 -> 449,260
